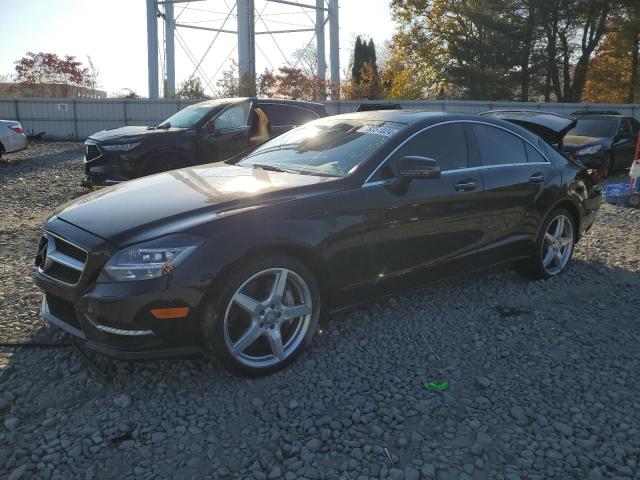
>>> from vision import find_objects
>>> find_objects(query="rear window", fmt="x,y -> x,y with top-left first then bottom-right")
567,118 -> 618,137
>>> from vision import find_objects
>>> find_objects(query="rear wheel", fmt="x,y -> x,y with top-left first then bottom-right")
201,255 -> 320,376
516,209 -> 575,280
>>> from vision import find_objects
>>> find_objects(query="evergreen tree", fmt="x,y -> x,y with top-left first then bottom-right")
352,36 -> 365,83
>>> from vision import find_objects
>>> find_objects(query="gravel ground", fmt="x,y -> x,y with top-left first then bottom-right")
1,143 -> 639,480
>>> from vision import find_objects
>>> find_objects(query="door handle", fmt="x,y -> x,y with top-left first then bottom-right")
455,180 -> 477,192
529,173 -> 544,184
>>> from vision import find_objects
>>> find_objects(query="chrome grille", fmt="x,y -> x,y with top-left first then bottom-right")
36,233 -> 87,285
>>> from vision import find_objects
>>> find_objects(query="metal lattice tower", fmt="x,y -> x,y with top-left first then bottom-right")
146,0 -> 340,99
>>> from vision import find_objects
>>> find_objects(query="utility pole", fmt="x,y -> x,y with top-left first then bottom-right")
146,0 -> 159,99
164,0 -> 176,98
316,0 -> 326,82
328,0 -> 340,99
237,0 -> 256,96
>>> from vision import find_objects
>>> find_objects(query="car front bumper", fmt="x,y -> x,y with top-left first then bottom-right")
39,287 -> 203,360
35,219 -> 207,360
83,143 -> 141,187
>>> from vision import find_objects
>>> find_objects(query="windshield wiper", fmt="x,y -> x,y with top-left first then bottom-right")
251,163 -> 293,173
156,122 -> 171,130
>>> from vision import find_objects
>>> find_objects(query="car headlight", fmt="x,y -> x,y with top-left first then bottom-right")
576,145 -> 602,156
101,142 -> 141,152
99,234 -> 203,282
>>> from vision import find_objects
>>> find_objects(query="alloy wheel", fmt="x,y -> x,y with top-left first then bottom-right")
223,268 -> 313,368
542,214 -> 574,276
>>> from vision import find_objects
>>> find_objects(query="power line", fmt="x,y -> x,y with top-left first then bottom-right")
187,1 -> 238,80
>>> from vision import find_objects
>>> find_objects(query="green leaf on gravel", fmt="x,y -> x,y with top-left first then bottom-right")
425,380 -> 449,393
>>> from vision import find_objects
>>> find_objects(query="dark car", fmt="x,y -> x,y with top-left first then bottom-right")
36,110 -> 601,376
563,113 -> 639,176
83,97 -> 327,187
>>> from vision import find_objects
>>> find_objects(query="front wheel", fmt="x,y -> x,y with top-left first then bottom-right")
516,209 -> 576,280
201,255 -> 321,376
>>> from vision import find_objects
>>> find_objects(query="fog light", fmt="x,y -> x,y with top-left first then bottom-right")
151,307 -> 190,319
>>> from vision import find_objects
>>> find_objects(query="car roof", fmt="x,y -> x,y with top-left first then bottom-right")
323,109 -> 448,124
573,114 -> 622,119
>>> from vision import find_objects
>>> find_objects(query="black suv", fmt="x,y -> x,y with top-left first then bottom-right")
563,111 -> 639,176
83,98 -> 327,186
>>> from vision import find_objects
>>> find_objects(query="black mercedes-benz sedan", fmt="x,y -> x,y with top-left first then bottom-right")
36,110 -> 601,376
83,97 -> 327,187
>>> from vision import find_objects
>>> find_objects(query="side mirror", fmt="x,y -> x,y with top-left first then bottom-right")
205,121 -> 216,133
398,156 -> 441,179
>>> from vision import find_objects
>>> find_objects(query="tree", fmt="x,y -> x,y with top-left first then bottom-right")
292,43 -> 318,78
344,36 -> 382,99
583,3 -> 640,103
257,69 -> 277,97
113,88 -> 141,99
85,56 -> 101,97
542,0 -> 614,102
175,77 -> 209,99
352,36 -> 365,83
388,0 -> 620,101
270,66 -> 327,100
216,60 -> 240,97
14,52 -> 92,97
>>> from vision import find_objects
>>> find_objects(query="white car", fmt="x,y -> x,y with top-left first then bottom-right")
0,120 -> 28,159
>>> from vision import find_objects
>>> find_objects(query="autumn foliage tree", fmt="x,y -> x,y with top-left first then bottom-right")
583,1 -> 640,103
14,52 -> 95,97
273,66 -> 331,101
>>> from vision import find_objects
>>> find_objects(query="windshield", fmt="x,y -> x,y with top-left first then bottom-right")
159,101 -> 227,128
567,118 -> 618,138
238,118 -> 405,177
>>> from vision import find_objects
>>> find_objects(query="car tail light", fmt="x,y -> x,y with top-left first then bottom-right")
9,125 -> 22,134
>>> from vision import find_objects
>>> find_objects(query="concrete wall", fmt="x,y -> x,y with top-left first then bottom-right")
1,97 -> 638,140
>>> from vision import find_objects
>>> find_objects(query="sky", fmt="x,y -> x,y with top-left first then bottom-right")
0,0 -> 397,97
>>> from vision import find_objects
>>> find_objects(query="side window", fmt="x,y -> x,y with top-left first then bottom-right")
375,123 -> 468,180
473,124 -> 527,166
630,118 -> 640,136
215,102 -> 251,130
398,124 -> 468,171
524,143 -> 548,163
258,104 -> 318,127
258,104 -> 293,127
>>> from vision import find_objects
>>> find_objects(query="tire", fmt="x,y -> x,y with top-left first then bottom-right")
516,208 -> 576,280
627,192 -> 640,208
201,254 -> 321,377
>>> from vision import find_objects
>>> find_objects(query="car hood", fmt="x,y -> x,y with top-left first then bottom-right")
88,125 -> 185,142
562,135 -> 607,150
481,110 -> 576,145
53,164 -> 343,247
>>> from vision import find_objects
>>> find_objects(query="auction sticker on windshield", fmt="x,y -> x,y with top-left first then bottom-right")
357,125 -> 399,137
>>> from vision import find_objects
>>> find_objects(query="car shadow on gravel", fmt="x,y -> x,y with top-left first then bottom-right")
0,145 -> 84,177
2,259 -> 639,479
